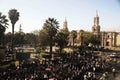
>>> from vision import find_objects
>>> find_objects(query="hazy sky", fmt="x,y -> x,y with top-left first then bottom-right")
1,0 -> 120,33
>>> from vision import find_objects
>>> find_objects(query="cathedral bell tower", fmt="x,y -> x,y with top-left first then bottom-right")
63,18 -> 69,32
92,11 -> 100,38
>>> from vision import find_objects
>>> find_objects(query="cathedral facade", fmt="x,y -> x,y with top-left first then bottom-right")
92,12 -> 120,48
62,12 -> 120,49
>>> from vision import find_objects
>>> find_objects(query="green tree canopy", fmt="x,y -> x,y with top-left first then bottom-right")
24,33 -> 37,46
38,29 -> 49,46
0,12 -> 8,45
42,18 -> 59,55
84,34 -> 101,47
55,32 -> 68,53
14,32 -> 25,46
8,9 -> 19,25
4,32 -> 12,46
0,12 -> 8,28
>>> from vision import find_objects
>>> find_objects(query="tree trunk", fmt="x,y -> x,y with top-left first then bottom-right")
73,38 -> 74,47
50,36 -> 53,58
11,24 -> 14,51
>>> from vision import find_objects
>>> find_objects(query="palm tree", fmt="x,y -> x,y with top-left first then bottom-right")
8,9 -> 19,51
0,12 -> 8,27
43,18 -> 59,56
0,12 -> 8,45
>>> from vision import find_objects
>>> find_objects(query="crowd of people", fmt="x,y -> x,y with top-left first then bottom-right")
0,51 -> 117,80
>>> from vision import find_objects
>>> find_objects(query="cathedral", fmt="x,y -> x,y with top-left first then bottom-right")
92,11 -> 120,49
62,12 -> 120,49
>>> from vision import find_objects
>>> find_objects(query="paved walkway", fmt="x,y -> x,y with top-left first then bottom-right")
115,75 -> 120,80
108,73 -> 120,80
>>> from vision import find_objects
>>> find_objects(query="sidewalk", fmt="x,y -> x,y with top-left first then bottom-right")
115,74 -> 120,80
108,72 -> 120,80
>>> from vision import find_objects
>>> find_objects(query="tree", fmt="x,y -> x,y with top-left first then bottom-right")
4,32 -> 12,46
31,30 -> 39,47
24,33 -> 37,46
71,30 -> 77,47
14,32 -> 25,46
38,29 -> 49,47
0,12 -> 8,28
55,32 -> 68,53
43,18 -> 59,55
0,12 -> 8,46
84,34 -> 101,50
8,9 -> 19,51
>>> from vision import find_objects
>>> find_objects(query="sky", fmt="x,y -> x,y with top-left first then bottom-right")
1,0 -> 120,33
